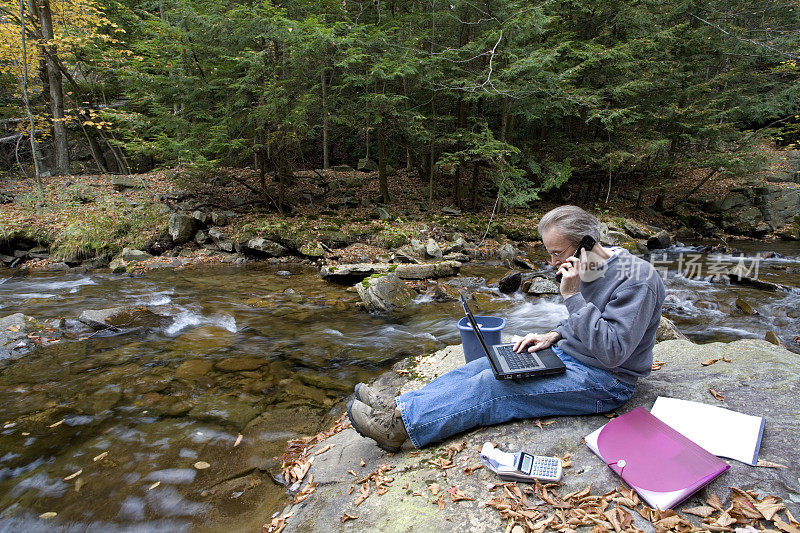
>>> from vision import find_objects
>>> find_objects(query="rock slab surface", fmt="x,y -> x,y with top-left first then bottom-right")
281,339 -> 800,532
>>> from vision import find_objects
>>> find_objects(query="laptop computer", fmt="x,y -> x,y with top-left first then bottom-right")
460,293 -> 566,380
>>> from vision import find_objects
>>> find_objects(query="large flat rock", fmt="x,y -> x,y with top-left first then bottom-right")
277,339 -> 800,532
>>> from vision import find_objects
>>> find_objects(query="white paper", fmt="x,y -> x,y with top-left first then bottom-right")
650,396 -> 764,466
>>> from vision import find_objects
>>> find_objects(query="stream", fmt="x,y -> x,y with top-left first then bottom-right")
1,240 -> 799,532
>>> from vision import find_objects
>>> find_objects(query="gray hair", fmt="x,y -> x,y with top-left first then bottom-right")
538,205 -> 601,244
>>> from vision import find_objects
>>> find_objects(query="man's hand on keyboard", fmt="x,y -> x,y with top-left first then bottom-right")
512,331 -> 560,353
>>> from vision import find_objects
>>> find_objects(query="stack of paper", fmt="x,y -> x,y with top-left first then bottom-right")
585,397 -> 765,510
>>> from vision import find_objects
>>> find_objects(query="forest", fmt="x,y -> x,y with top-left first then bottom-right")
1,0 -> 799,212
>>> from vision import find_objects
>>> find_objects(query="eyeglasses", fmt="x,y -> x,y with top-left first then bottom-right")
547,243 -> 576,260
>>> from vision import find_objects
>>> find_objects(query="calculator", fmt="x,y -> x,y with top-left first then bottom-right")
480,443 -> 563,482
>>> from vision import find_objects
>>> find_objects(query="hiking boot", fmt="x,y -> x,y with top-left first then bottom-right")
354,383 -> 395,411
347,399 -> 408,452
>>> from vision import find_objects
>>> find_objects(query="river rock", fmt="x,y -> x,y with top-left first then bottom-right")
425,238 -> 442,258
192,210 -> 212,226
622,219 -> 657,239
169,213 -> 195,244
214,357 -> 269,372
765,330 -> 783,346
646,230 -> 671,250
300,241 -> 325,258
498,271 -> 521,294
442,236 -> 468,254
602,230 -> 639,252
393,261 -> 461,280
78,306 -> 167,330
355,273 -> 415,313
656,316 -> 687,341
245,238 -> 288,257
409,238 -> 426,258
527,276 -> 560,295
208,227 -> 234,252
211,211 -> 233,226
279,338 -> 800,533
176,359 -> 215,379
0,313 -> 38,359
121,247 -> 152,263
188,396 -> 260,430
497,243 -> 517,267
735,297 -> 757,315
321,263 -> 393,282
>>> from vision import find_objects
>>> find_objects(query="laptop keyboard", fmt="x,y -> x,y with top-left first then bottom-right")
495,345 -> 543,370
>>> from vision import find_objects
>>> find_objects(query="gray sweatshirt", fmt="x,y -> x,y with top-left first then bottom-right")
554,248 -> 666,384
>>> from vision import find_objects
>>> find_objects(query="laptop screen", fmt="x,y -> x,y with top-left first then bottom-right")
459,293 -> 494,358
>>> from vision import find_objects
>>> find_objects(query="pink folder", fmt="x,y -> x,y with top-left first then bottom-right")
585,407 -> 730,510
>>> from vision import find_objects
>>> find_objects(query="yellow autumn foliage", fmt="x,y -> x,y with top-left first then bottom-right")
0,0 -> 115,87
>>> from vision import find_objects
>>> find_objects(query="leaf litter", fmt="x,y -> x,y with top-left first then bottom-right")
483,481 -> 800,533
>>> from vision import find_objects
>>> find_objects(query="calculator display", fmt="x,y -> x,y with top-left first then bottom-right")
519,453 -> 533,474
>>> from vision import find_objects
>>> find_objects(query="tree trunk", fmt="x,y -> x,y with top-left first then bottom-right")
377,123 -> 389,203
471,162 -> 480,210
501,96 -> 509,143
20,0 -> 42,185
37,0 -> 69,175
321,69 -> 330,169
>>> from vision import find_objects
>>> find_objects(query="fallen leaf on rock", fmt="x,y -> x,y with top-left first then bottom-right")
63,469 -> 82,481
262,515 -> 288,533
756,459 -> 788,469
775,518 -> 800,533
683,505 -> 716,517
234,434 -> 243,447
347,485 -> 354,495
39,512 -> 57,519
715,511 -> 737,527
194,461 -> 211,470
148,481 -> 160,490
402,482 -> 408,489
561,453 -> 572,468
709,388 -> 725,401
74,478 -> 85,492
292,476 -> 317,504
707,494 -> 724,511
396,369 -> 409,376
448,487 -> 475,502
721,356 -> 731,363
437,493 -> 446,510
428,457 -> 456,470
348,470 -> 357,476
754,497 -> 785,521
313,444 -> 333,456
464,463 -> 483,475
340,513 -> 358,522
429,483 -> 441,495
701,358 -> 720,366
652,360 -> 665,370
360,459 -> 365,467
354,482 -> 370,506
49,419 -> 65,428
7,325 -> 20,332
93,451 -> 108,462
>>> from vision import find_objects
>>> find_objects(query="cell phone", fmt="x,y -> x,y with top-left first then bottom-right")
555,235 -> 597,283
480,443 -> 563,482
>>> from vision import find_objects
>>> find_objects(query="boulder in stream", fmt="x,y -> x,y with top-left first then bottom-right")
355,272 -> 415,313
78,306 -> 168,331
276,338 -> 800,533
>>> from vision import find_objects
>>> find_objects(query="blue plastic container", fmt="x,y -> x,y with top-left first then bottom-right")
457,316 -> 506,363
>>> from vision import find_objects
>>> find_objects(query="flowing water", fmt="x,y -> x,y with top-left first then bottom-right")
0,240 -> 799,532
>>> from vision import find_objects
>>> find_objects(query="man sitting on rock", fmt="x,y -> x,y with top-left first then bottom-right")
347,205 -> 666,452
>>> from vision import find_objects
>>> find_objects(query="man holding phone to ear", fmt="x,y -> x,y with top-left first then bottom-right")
348,205 -> 666,452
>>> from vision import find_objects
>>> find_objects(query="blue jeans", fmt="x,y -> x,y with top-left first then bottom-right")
396,347 -> 636,448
